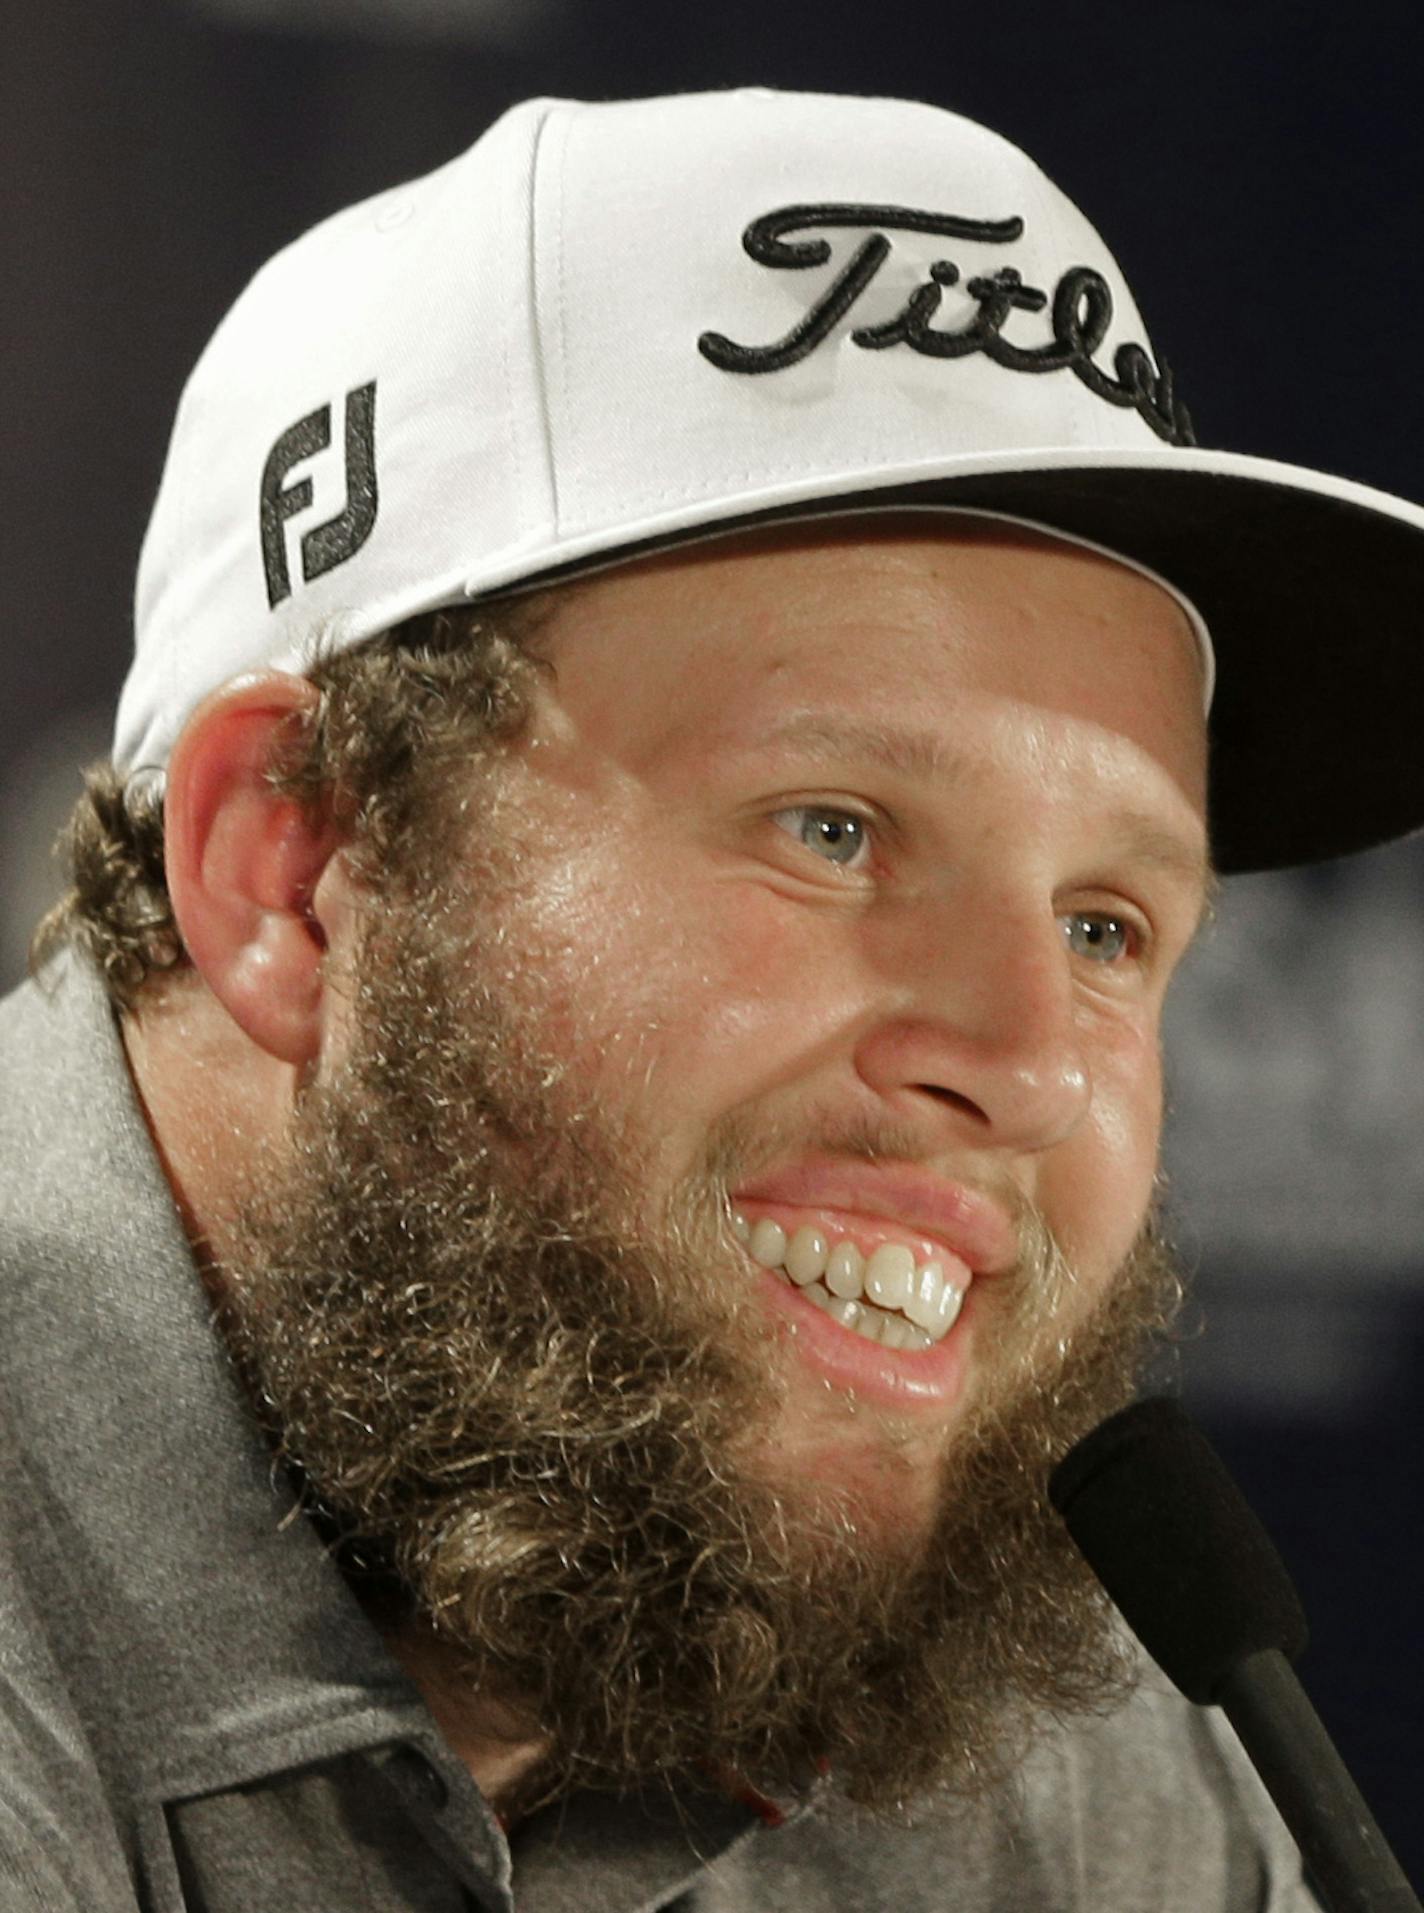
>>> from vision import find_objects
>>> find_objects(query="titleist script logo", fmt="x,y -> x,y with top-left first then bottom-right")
260,381 -> 379,608
697,204 -> 1194,448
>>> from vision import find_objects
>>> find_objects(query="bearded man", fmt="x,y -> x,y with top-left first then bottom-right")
5,87 -> 1423,1913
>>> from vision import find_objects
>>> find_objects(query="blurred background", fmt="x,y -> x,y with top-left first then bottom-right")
4,0 -> 1421,1886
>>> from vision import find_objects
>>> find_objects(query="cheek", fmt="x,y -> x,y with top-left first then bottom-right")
498,835 -> 860,1117
1042,1025 -> 1163,1281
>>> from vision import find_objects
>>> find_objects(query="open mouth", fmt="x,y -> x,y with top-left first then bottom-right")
731,1208 -> 969,1353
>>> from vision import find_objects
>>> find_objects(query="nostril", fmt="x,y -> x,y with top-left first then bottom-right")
918,1083 -> 988,1121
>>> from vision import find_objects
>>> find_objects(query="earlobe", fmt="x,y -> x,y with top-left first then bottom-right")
164,672 -> 348,1067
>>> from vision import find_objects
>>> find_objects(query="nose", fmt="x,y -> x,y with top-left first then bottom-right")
851,883 -> 1092,1154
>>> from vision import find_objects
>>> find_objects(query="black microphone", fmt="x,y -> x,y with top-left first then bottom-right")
1050,1397 -> 1421,1913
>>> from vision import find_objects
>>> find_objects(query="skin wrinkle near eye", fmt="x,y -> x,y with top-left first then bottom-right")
774,829 -> 1168,991
750,712 -> 1214,944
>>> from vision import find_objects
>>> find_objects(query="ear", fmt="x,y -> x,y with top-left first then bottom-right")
164,671 -> 350,1067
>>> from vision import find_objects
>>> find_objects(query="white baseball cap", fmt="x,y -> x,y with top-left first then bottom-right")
119,88 -> 1424,872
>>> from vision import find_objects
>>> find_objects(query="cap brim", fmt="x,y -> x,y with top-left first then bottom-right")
489,445 -> 1424,875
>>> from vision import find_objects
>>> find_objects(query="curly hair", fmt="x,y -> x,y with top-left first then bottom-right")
30,597 -> 556,1011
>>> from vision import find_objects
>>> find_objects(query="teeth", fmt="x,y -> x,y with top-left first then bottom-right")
934,1278 -> 965,1336
903,1260 -> 938,1331
748,1217 -> 787,1268
733,1207 -> 970,1352
824,1241 -> 865,1299
864,1242 -> 915,1311
785,1225 -> 829,1286
824,1294 -> 889,1345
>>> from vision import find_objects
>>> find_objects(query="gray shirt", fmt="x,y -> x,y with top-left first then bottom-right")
0,953 -> 1319,1910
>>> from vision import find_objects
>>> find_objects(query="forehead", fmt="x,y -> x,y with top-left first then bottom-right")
534,516 -> 1209,818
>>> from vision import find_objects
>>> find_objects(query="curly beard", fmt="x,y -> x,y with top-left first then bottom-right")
216,874 -> 1183,1828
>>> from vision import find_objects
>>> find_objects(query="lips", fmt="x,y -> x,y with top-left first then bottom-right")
730,1158 -> 1018,1279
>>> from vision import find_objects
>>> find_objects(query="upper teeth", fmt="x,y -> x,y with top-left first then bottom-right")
730,1211 -> 966,1349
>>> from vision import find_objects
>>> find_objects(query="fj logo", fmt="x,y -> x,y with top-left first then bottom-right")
259,381 -> 379,609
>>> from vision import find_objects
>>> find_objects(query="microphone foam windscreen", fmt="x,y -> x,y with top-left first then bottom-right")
1049,1396 -> 1308,1704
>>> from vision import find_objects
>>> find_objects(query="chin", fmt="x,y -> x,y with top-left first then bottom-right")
756,1412 -> 948,1551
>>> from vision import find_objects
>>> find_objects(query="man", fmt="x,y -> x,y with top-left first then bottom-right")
4,87 -> 1423,1912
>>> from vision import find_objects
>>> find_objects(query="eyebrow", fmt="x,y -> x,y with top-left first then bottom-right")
763,712 -> 962,785
761,712 -> 1219,918
1109,812 -> 1220,925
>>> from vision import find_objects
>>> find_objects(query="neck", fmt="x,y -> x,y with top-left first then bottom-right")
379,1622 -> 555,1825
120,974 -> 294,1276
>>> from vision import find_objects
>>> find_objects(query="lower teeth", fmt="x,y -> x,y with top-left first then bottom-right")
795,1275 -> 936,1351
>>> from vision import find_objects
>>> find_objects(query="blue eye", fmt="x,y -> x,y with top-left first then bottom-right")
774,807 -> 869,867
1062,912 -> 1133,962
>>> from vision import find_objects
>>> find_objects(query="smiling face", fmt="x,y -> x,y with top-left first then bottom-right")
219,512 -> 1211,1815
482,516 -> 1210,1503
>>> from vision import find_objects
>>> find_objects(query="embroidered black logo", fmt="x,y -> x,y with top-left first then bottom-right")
260,381 -> 379,609
697,204 -> 1194,447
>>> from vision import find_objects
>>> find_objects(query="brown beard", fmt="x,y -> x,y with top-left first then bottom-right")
215,876 -> 1184,1828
